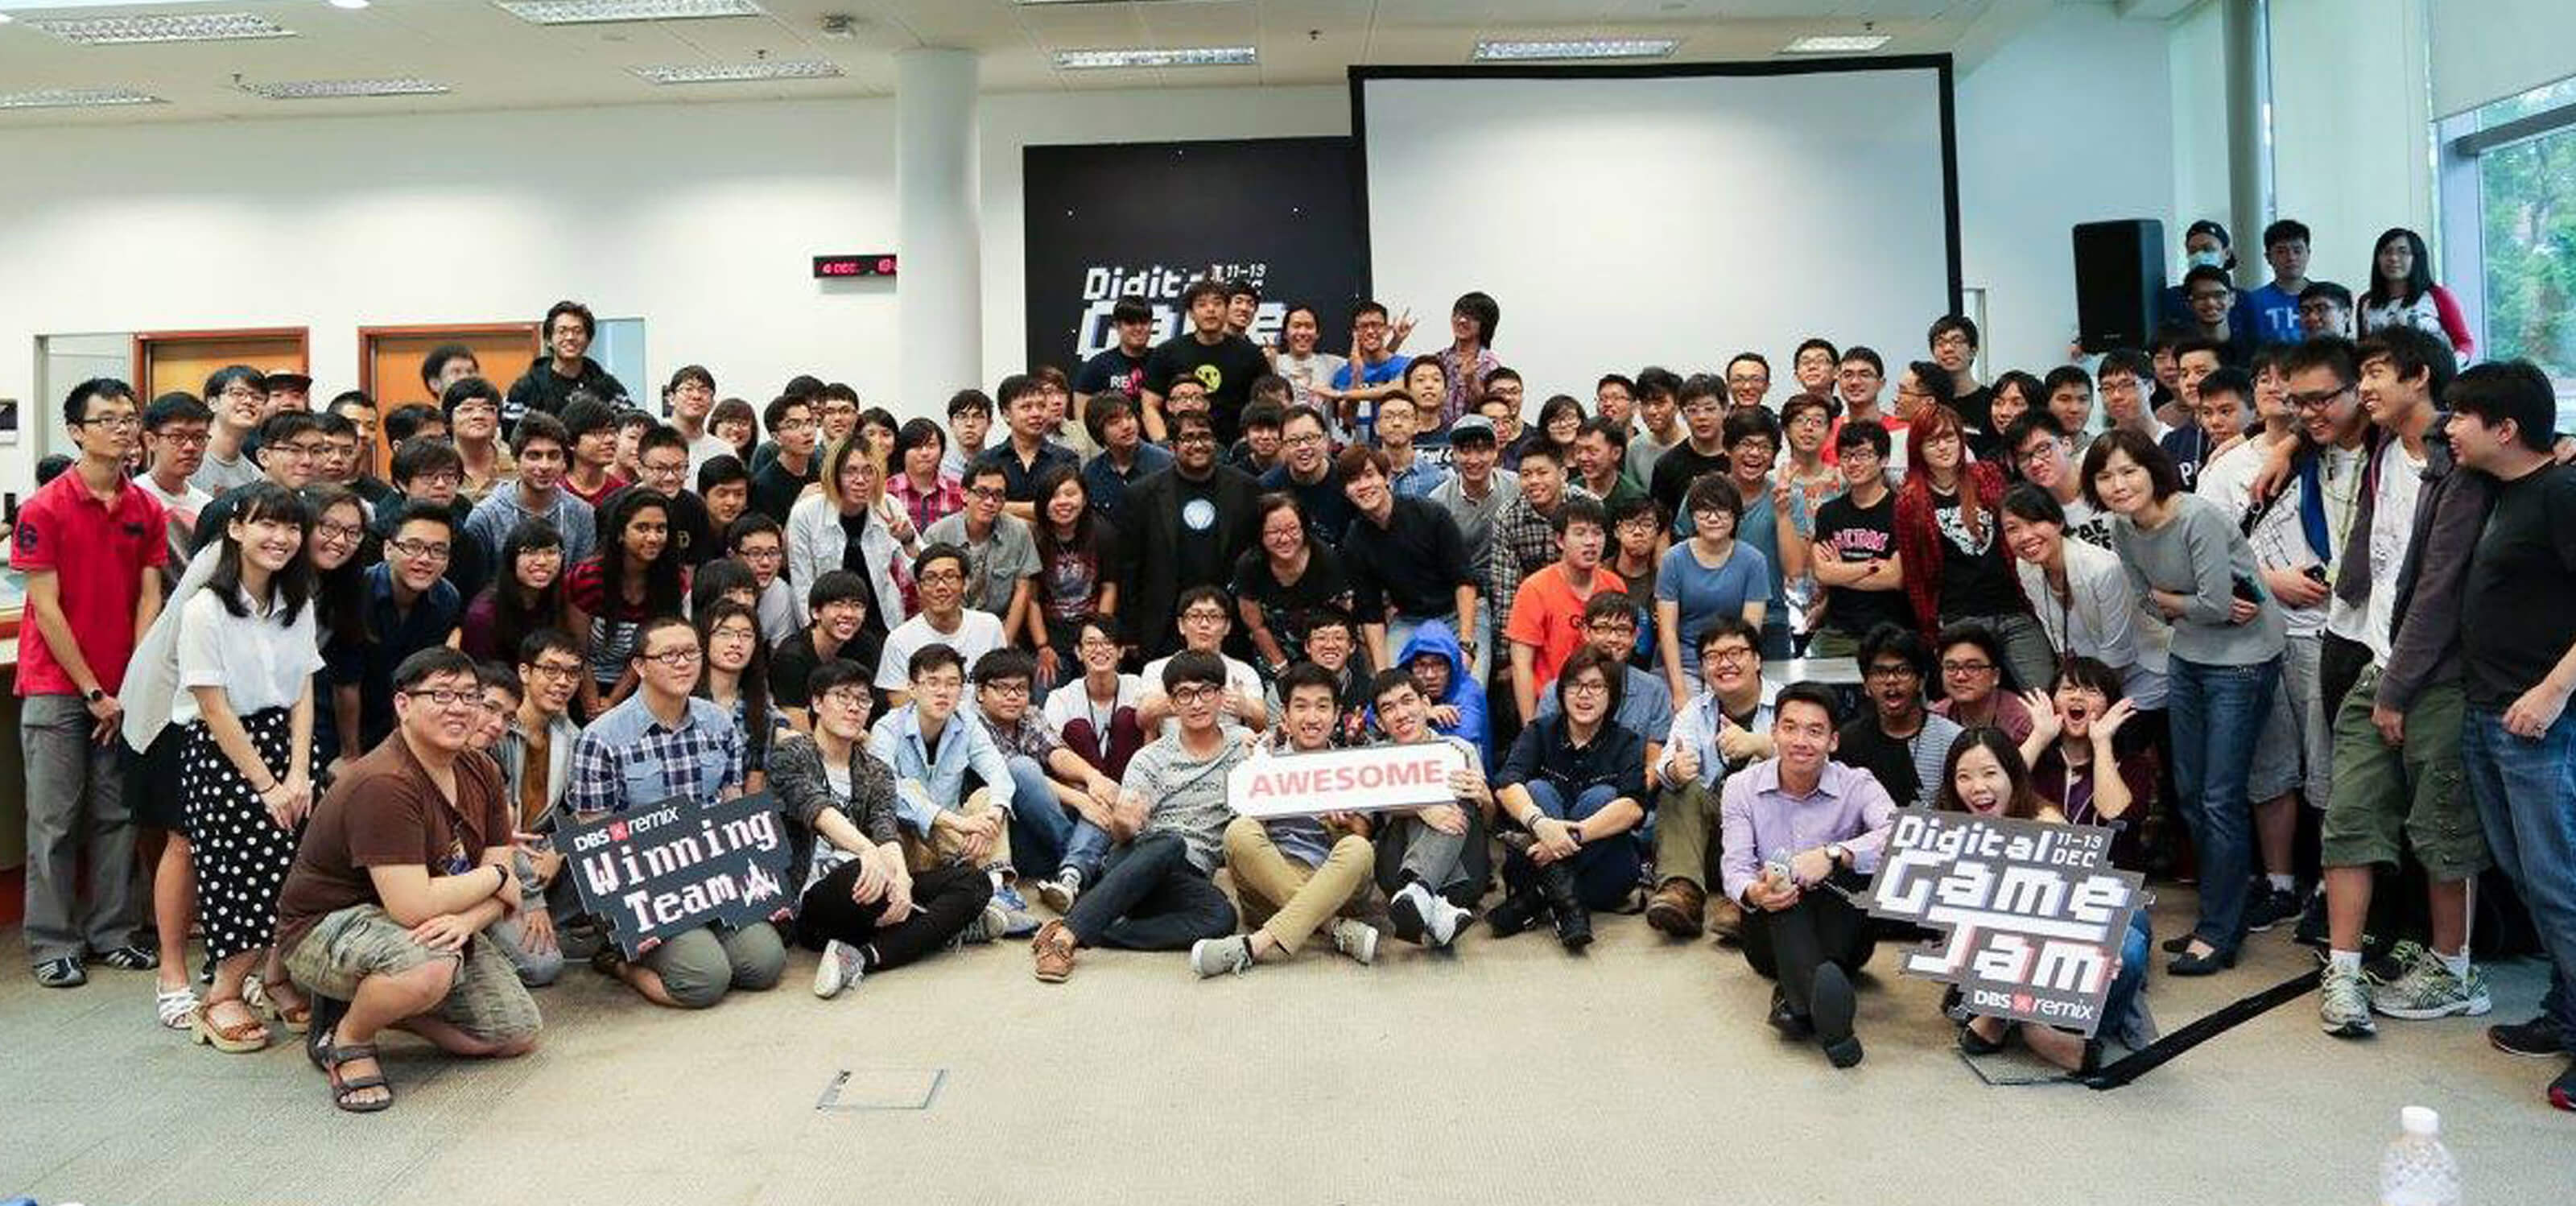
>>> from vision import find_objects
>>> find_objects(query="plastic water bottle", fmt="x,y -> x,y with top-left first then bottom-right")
2378,1106 -> 2461,1206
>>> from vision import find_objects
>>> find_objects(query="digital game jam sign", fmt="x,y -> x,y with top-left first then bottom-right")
560,792 -> 797,959
814,254 -> 897,279
1860,809 -> 2149,1037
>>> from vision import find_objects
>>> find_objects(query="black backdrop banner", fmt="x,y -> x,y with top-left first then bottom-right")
1022,137 -> 1363,374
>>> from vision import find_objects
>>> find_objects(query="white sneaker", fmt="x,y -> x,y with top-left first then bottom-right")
1036,869 -> 1081,914
1425,893 -> 1469,948
813,940 -> 865,999
1330,918 -> 1380,966
1189,935 -> 1255,978
2319,960 -> 2376,1039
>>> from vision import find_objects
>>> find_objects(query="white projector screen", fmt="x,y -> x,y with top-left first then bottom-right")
1358,64 -> 1958,411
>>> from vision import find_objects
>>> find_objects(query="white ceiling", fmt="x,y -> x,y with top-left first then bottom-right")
0,0 -> 2092,126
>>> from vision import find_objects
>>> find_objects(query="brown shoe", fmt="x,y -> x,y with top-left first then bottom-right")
1707,894 -> 1746,944
1644,878 -> 1707,939
1032,919 -> 1077,983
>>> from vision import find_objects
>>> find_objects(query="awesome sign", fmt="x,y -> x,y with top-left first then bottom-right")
1862,809 -> 2146,1037
561,793 -> 796,959
1227,741 -> 1471,819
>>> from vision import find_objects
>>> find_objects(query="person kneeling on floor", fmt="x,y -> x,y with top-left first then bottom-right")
1719,682 -> 1895,1070
275,648 -> 540,1113
1191,663 -> 1384,977
1031,653 -> 1244,982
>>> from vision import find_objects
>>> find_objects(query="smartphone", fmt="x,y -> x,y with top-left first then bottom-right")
2231,574 -> 2263,605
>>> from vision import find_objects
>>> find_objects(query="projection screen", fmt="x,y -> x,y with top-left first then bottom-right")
1356,62 -> 1959,408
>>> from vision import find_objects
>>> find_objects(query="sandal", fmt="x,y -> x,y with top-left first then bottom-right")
246,976 -> 312,1035
188,998 -> 271,1054
156,985 -> 200,1031
317,1038 -> 393,1113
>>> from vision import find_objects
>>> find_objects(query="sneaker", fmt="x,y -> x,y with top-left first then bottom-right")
2293,886 -> 2330,948
2245,886 -> 2301,932
812,940 -> 865,999
1188,935 -> 1254,978
94,945 -> 159,972
2370,951 -> 2492,1020
994,882 -> 1031,913
1387,882 -> 1432,944
1000,909 -> 1042,939
960,902 -> 1009,945
2318,960 -> 2376,1038
1035,870 -> 1081,914
1031,919 -> 1076,983
1329,918 -> 1379,966
1424,893 -> 1469,948
34,957 -> 85,989
2489,1017 -> 2570,1059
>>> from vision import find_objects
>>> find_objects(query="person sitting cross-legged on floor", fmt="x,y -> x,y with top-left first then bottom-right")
1488,645 -> 1649,952
275,648 -> 540,1113
869,642 -> 1034,934
775,658 -> 1001,999
1191,663 -> 1385,977
1366,667 -> 1490,950
968,647 -> 1122,901
1645,616 -> 1783,944
1030,652 -> 1245,982
1720,682 -> 1897,1070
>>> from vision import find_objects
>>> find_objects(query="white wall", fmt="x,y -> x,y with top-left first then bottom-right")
2165,0 -> 2232,242
1957,2 -> 2178,376
2269,0 -> 2435,290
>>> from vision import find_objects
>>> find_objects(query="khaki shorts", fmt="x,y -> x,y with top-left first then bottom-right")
2321,671 -> 2488,882
284,904 -> 542,1045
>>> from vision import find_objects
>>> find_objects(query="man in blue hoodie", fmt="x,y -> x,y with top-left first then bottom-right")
1395,619 -> 1488,770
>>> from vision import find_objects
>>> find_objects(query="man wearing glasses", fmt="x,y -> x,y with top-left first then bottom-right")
2004,412 -> 2113,551
923,462 -> 1039,632
189,365 -> 268,496
1646,617 -> 1780,943
1257,405 -> 1355,544
871,644 -> 1031,932
188,411 -> 327,551
565,617 -> 782,1010
492,630 -> 588,979
2095,349 -> 2170,443
1835,625 -> 1962,809
136,392 -> 217,577
1808,420 -> 1910,659
875,544 -> 1008,709
1121,410 -> 1260,660
359,503 -> 465,749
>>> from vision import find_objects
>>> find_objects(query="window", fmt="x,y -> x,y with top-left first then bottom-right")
2442,73 -> 2576,430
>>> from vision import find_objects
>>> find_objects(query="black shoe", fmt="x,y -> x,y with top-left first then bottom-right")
2292,887 -> 2330,948
2244,886 -> 2300,932
2160,933 -> 2195,955
1811,964 -> 1861,1068
1768,987 -> 1813,1039
1957,1018 -> 2010,1056
2166,945 -> 2238,976
1551,902 -> 1593,952
33,957 -> 85,989
1535,863 -> 1591,952
2490,1017 -> 2570,1059
1485,885 -> 1549,939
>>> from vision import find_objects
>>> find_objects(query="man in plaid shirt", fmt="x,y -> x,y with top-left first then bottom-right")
968,648 -> 1121,905
564,616 -> 781,1010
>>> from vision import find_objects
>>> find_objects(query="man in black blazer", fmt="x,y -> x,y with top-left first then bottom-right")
1121,409 -> 1261,661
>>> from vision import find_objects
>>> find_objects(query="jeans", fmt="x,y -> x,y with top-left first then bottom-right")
1505,782 -> 1643,909
2459,705 -> 2576,1047
1063,830 -> 1237,951
2166,655 -> 2281,955
2101,911 -> 2154,1047
21,694 -> 143,964
1374,807 -> 1489,906
1005,755 -> 1071,881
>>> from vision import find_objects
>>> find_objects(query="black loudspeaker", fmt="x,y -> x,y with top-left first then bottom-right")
2072,219 -> 2165,353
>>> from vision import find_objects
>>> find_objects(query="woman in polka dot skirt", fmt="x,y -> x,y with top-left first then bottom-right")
173,484 -> 328,1054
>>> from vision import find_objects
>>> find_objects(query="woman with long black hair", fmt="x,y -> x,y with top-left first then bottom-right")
174,482 -> 325,1053
2357,226 -> 2475,358
1030,465 -> 1118,685
458,518 -> 566,662
696,599 -> 788,795
565,489 -> 685,714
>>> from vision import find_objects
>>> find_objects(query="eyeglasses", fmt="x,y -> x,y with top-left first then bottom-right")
737,547 -> 782,563
916,568 -> 964,584
966,486 -> 1008,502
388,538 -> 452,562
709,625 -> 758,644
1282,432 -> 1326,447
980,681 -> 1030,699
819,688 -> 871,712
1174,432 -> 1217,446
641,460 -> 689,477
153,428 -> 211,447
2287,387 -> 2350,411
277,440 -> 331,460
2016,440 -> 2062,465
1705,646 -> 1757,664
217,386 -> 268,403
518,547 -> 564,563
401,687 -> 481,710
77,413 -> 142,431
1864,663 -> 1920,680
1587,620 -> 1637,635
1941,659 -> 1997,676
525,662 -> 583,683
1182,609 -> 1229,624
1170,684 -> 1224,703
639,647 -> 702,670
1563,679 -> 1611,696
315,521 -> 365,543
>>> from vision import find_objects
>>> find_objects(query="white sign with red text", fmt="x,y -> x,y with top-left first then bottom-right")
1227,741 -> 1471,819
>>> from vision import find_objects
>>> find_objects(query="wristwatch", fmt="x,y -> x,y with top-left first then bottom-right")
1825,842 -> 1849,869
85,688 -> 105,704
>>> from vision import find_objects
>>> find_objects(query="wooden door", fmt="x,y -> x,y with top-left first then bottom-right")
132,328 -> 310,405
358,323 -> 540,477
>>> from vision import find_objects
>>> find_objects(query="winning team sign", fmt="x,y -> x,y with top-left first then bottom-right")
1862,809 -> 2148,1037
561,792 -> 797,959
1228,741 -> 1471,819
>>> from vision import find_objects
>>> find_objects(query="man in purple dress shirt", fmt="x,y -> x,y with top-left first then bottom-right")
1719,683 -> 1898,1070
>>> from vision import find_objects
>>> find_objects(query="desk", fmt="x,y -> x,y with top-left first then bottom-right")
1763,656 -> 1862,686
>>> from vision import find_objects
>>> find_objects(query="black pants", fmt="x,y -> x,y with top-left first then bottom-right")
795,861 -> 991,972
1740,879 -> 1876,1018
1063,830 -> 1236,951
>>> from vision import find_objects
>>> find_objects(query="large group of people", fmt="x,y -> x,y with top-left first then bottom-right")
14,219 -> 2575,1115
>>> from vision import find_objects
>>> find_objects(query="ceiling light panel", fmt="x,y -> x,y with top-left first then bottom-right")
495,0 -> 762,26
1472,38 -> 1678,61
630,59 -> 844,85
0,87 -> 165,109
31,11 -> 291,43
1053,46 -> 1257,70
1781,35 -> 1893,53
241,77 -> 452,100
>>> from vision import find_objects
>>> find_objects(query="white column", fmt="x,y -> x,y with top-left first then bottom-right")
896,47 -> 980,415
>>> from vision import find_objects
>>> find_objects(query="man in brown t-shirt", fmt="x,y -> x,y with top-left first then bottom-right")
278,647 -> 539,1112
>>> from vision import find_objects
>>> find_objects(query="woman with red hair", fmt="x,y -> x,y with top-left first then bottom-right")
1891,378 -> 2056,692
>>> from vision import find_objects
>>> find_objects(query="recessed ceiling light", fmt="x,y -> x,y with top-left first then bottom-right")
0,87 -> 165,109
630,58 -> 843,85
241,76 -> 451,100
495,0 -> 761,24
31,11 -> 292,43
1052,46 -> 1256,70
1472,38 -> 1678,61
1781,34 -> 1892,53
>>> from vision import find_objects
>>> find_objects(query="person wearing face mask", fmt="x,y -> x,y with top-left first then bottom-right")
2157,219 -> 2261,337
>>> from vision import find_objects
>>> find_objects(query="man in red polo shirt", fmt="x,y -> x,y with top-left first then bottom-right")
15,378 -> 167,988
1505,496 -> 1624,721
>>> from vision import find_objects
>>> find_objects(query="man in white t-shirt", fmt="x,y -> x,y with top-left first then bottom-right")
875,544 -> 1007,708
136,392 -> 217,577
665,366 -> 733,473
2007,413 -> 2110,551
1136,584 -> 1266,737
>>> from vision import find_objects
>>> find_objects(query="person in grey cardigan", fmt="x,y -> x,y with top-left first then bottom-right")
2090,428 -> 2284,977
773,659 -> 999,999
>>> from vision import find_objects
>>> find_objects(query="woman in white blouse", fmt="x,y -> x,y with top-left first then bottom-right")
2001,482 -> 2169,709
787,436 -> 917,635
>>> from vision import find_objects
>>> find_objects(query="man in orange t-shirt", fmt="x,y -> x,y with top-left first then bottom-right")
1505,496 -> 1623,720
